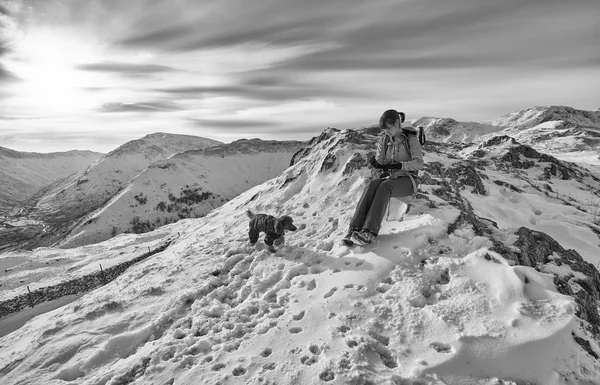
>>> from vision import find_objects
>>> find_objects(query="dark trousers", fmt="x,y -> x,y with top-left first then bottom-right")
350,177 -> 414,235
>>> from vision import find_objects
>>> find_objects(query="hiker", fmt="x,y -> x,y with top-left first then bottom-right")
344,109 -> 424,246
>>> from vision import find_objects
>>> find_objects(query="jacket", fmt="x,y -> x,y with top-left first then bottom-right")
375,126 -> 424,190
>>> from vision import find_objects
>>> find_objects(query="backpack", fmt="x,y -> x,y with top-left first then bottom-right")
418,126 -> 426,146
398,111 -> 426,146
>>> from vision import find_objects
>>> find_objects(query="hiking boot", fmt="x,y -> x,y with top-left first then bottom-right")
352,229 -> 376,245
342,226 -> 357,246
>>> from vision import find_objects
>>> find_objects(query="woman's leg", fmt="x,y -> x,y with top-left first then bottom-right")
350,179 -> 383,230
363,177 -> 414,235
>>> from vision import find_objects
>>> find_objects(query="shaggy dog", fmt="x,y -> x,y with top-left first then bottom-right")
246,210 -> 297,252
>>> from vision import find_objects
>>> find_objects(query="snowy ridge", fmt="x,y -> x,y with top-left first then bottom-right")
0,146 -> 102,215
488,106 -> 600,130
1,127 -> 599,384
0,133 -> 223,251
56,139 -> 305,248
412,117 -> 501,144
415,106 -> 600,166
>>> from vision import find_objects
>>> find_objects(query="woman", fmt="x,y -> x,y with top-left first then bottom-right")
344,109 -> 424,246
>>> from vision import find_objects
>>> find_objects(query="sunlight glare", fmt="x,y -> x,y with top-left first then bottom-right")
6,29 -> 102,115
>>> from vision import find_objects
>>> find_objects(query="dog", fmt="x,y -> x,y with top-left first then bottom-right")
246,210 -> 297,252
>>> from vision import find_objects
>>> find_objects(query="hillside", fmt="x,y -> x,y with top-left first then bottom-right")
0,133 -> 222,252
0,147 -> 103,216
412,117 -> 500,144
56,139 -> 305,248
417,106 -> 600,165
1,126 -> 599,384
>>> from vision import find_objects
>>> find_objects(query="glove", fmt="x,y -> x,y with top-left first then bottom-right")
369,156 -> 382,169
386,162 -> 403,170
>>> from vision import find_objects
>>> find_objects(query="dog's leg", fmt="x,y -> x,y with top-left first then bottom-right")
248,227 -> 259,246
264,234 -> 277,253
274,234 -> 285,247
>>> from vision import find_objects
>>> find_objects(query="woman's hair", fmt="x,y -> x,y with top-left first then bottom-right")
378,109 -> 401,130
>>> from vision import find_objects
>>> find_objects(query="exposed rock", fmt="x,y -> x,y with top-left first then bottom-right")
481,135 -> 518,148
343,153 -> 367,176
509,227 -> 600,335
493,180 -> 523,193
320,153 -> 337,172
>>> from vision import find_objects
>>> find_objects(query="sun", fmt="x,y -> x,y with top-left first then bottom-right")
5,28 -> 102,115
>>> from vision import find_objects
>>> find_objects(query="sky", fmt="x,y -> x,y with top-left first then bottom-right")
0,0 -> 599,153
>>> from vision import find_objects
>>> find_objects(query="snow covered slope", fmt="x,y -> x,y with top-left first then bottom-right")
416,106 -> 600,165
0,133 -> 222,252
1,127 -> 599,384
0,146 -> 102,215
412,117 -> 500,144
486,106 -> 600,161
488,106 -> 600,130
57,139 -> 305,248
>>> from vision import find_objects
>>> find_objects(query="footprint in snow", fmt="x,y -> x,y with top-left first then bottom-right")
293,310 -> 306,321
212,363 -> 226,371
263,362 -> 277,370
324,287 -> 338,298
430,342 -> 453,353
319,369 -> 335,382
232,366 -> 246,376
260,348 -> 272,357
309,344 -> 321,355
307,279 -> 317,290
289,327 -> 303,334
300,355 -> 319,365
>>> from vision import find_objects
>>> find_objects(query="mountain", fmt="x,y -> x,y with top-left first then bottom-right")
0,146 -> 103,216
486,106 -> 600,157
412,117 -> 500,143
417,106 -> 600,164
1,125 -> 599,384
488,105 -> 600,129
56,139 -> 305,248
0,133 -> 222,252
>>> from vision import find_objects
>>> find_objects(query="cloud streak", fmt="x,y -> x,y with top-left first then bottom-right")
100,101 -> 182,113
77,62 -> 181,74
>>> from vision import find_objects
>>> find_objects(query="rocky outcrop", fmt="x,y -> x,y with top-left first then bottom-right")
419,143 -> 600,349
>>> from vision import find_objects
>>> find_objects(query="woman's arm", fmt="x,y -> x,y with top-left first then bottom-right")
401,134 -> 424,172
375,134 -> 388,164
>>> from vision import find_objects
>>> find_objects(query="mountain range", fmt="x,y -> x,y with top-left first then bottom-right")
1,105 -> 599,254
0,133 -> 304,252
0,147 -> 103,216
417,105 -> 600,161
1,105 -> 599,384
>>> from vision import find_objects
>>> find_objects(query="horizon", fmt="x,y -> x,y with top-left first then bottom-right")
1,0 -> 600,153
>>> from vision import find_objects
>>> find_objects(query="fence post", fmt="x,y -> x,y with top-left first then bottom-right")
99,264 -> 107,284
27,286 -> 34,308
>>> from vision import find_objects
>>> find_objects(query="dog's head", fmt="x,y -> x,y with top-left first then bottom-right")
275,215 -> 297,235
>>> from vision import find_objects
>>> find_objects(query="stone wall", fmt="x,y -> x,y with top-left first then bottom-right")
0,241 -> 171,318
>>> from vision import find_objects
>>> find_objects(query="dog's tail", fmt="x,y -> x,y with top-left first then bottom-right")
246,209 -> 255,219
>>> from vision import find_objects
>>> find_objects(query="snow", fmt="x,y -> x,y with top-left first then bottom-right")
1,126 -> 600,385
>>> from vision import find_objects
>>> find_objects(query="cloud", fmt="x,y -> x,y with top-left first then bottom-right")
189,118 -> 278,130
117,24 -> 195,49
100,101 -> 182,113
0,65 -> 20,82
77,61 -> 180,74
0,115 -> 43,120
154,78 -> 362,103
